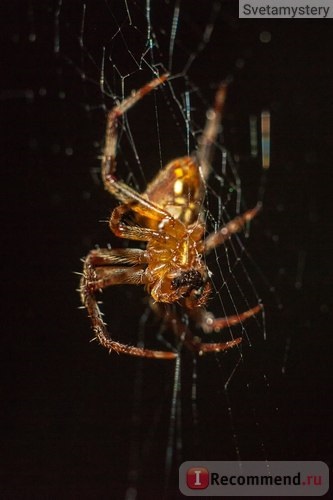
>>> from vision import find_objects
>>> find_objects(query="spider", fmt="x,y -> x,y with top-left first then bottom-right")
80,74 -> 263,360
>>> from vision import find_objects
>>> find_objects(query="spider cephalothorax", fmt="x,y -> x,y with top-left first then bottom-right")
143,213 -> 207,304
80,74 -> 263,359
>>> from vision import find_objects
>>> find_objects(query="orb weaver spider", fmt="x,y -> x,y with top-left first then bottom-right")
80,74 -> 262,359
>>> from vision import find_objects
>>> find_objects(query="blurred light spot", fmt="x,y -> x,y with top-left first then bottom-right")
260,31 -> 271,43
235,58 -> 245,69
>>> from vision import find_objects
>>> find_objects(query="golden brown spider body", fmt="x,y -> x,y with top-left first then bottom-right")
137,156 -> 208,306
80,74 -> 262,359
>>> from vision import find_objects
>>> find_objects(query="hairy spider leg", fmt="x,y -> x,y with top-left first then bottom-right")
97,73 -> 194,242
190,204 -> 263,333
196,82 -> 228,182
102,76 -> 261,350
101,73 -> 169,193
81,75 -> 263,358
194,86 -> 263,334
109,197 -> 170,241
80,248 -> 177,359
151,302 -> 243,355
80,248 -> 246,359
189,303 -> 263,335
204,203 -> 262,253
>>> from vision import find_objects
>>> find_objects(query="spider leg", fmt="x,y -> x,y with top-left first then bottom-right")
204,203 -> 262,254
106,178 -> 170,220
151,302 -> 243,355
100,74 -> 173,236
100,73 -> 194,243
101,74 -> 168,194
106,184 -> 188,244
80,248 -> 177,360
189,304 -> 263,335
201,205 -> 263,339
109,203 -> 182,243
196,83 -> 227,182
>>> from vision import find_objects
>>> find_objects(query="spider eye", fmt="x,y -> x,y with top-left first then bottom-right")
171,270 -> 204,291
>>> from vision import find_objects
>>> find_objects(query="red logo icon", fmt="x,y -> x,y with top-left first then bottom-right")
186,467 -> 209,489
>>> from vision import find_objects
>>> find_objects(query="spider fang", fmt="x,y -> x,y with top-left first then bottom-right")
170,270 -> 204,291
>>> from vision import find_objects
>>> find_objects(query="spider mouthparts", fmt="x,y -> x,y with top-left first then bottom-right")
171,270 -> 204,290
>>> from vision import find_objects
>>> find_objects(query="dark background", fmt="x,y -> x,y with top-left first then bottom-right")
1,1 -> 333,498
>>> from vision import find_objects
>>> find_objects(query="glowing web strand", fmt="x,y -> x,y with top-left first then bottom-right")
53,0 -> 62,53
261,110 -> 270,169
79,3 -> 86,48
169,0 -> 181,71
145,0 -> 153,51
79,3 -> 86,81
124,0 -> 133,25
184,90 -> 191,156
249,114 -> 258,158
164,355 -> 181,495
183,1 -> 221,74
100,46 -> 105,94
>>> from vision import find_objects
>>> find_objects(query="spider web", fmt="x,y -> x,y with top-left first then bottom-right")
56,1 -> 279,497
